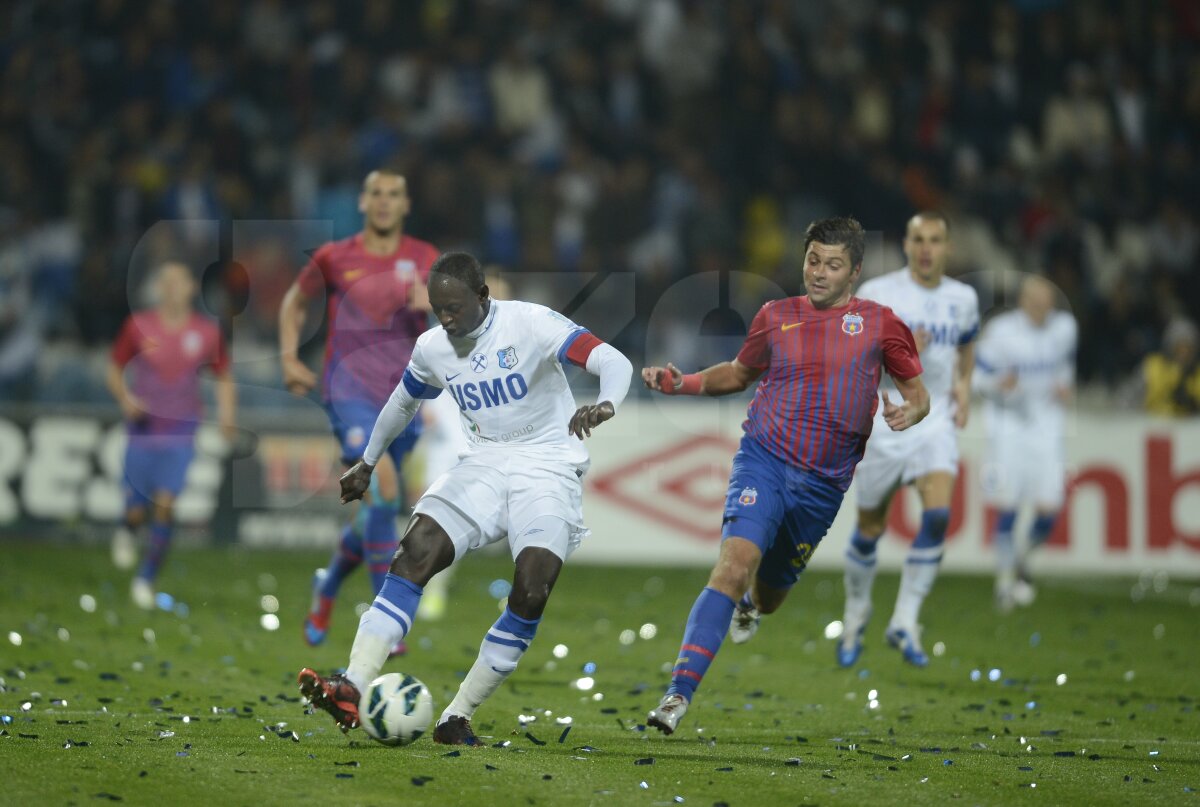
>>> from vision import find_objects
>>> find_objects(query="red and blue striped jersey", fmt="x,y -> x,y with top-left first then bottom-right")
735,295 -> 922,490
297,233 -> 439,408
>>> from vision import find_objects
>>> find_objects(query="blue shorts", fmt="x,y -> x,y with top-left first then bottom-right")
721,436 -> 846,590
123,434 -> 195,510
326,399 -> 423,468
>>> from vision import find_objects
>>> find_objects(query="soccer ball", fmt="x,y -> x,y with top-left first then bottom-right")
358,672 -> 433,746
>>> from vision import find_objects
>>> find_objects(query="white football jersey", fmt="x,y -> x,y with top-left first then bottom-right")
974,308 -> 1077,437
857,268 -> 980,426
401,300 -> 593,468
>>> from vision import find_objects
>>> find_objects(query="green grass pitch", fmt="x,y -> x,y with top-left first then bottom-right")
1,543 -> 1197,805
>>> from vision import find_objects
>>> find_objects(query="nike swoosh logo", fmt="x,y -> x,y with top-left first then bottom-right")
445,373 -> 461,382
781,323 -> 803,332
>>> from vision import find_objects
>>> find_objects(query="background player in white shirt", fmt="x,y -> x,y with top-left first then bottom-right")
298,252 -> 633,745
974,275 -> 1076,611
831,212 -> 979,668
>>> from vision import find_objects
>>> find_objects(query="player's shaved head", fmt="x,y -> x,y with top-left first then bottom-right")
906,210 -> 951,236
362,169 -> 406,191
1018,274 -> 1056,326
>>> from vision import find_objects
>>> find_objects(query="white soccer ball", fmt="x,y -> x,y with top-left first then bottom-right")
358,672 -> 433,746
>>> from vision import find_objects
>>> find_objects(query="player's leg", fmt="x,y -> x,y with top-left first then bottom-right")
837,493 -> 896,665
986,440 -> 1023,612
305,505 -> 367,645
837,437 -> 905,666
435,541 -> 565,744
299,512 -> 457,731
1014,451 -> 1066,606
114,437 -> 151,572
434,462 -> 583,743
885,470 -> 954,668
131,438 -> 193,608
649,439 -> 783,735
648,535 -> 762,734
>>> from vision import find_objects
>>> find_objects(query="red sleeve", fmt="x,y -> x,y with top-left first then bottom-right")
111,317 -> 139,367
210,327 -> 231,375
735,304 -> 773,370
881,307 -> 923,380
296,244 -> 331,297
563,331 -> 603,368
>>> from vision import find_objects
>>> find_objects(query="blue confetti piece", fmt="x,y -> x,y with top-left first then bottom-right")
1026,701 -> 1037,710
582,662 -> 597,675
1029,632 -> 1041,647
155,592 -> 175,611
943,759 -> 954,766
487,579 -> 512,599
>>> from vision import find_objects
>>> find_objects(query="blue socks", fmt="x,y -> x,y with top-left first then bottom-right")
666,587 -> 735,702
370,573 -> 424,637
364,503 -> 399,594
138,521 -> 171,582
1029,513 -> 1057,550
911,507 -> 950,556
319,523 -> 364,600
847,528 -> 879,565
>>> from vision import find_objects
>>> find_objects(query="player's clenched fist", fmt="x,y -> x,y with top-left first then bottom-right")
339,460 -> 374,504
642,362 -> 682,393
568,401 -> 615,439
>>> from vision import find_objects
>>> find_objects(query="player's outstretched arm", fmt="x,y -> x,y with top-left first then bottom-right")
882,374 -> 930,431
641,359 -> 762,397
279,282 -> 318,395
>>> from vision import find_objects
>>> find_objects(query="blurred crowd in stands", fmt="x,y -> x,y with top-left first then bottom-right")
1,0 -> 1198,412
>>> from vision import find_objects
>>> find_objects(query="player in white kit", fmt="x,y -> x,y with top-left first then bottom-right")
974,275 -> 1076,611
298,252 -> 633,744
413,273 -> 512,623
830,212 -> 979,668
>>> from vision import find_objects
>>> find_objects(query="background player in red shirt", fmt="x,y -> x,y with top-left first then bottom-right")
640,217 -> 930,735
279,170 -> 439,650
107,261 -> 236,609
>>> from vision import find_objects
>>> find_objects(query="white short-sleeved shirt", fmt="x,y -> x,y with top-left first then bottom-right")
857,268 -> 980,428
975,308 -> 1077,440
399,300 -> 593,468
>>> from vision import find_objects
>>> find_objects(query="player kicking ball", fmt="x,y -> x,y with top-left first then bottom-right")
834,212 -> 979,668
298,252 -> 632,744
642,217 -> 929,735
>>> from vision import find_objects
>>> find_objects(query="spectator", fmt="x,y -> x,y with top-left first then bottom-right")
1142,318 -> 1200,417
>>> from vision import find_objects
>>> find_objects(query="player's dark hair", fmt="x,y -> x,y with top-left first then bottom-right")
804,216 -> 866,268
430,251 -> 486,294
908,210 -> 951,234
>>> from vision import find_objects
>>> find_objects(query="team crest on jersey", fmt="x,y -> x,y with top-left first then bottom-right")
347,426 -> 366,448
471,353 -> 488,373
842,312 -> 864,335
182,330 -> 203,357
497,346 -> 518,370
738,487 -> 758,506
394,259 -> 416,280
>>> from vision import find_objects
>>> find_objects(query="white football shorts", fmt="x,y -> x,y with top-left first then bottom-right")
411,450 -> 590,563
854,415 -> 960,510
980,432 -> 1065,510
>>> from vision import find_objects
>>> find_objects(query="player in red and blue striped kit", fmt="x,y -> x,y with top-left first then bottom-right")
641,217 -> 930,735
279,170 -> 439,651
107,262 -> 235,609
